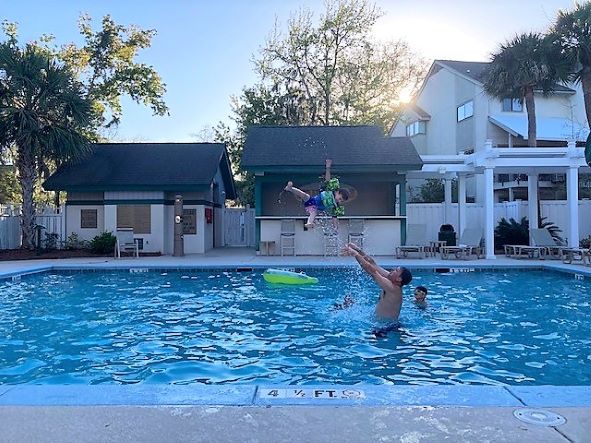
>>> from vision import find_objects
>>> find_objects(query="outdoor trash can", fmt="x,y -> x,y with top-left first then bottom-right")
438,224 -> 456,247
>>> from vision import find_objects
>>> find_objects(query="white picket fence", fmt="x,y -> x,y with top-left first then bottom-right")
0,201 -> 588,250
0,207 -> 65,250
407,200 -> 591,243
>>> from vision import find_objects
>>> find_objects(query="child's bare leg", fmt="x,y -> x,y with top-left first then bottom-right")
285,181 -> 310,201
305,207 -> 317,228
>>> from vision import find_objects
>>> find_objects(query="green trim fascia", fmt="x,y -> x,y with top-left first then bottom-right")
51,184 -> 211,192
246,165 -> 421,174
67,199 -> 220,207
256,173 -> 405,183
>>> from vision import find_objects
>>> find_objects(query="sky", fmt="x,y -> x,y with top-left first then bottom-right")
1,0 -> 580,142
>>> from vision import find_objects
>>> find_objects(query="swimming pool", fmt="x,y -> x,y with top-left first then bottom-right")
0,268 -> 589,386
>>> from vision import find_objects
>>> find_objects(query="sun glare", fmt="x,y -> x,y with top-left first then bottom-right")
397,85 -> 414,103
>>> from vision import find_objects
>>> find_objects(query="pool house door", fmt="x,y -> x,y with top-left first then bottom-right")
223,207 -> 255,247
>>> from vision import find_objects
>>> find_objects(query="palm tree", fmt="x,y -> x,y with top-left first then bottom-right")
551,2 -> 591,130
0,41 -> 92,249
483,33 -> 569,231
483,32 -> 567,147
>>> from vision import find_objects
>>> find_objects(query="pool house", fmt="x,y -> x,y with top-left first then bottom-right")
241,125 -> 423,255
43,143 -> 236,255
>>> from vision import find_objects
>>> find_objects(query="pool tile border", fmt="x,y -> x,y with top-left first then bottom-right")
0,385 -> 589,407
1,261 -> 591,281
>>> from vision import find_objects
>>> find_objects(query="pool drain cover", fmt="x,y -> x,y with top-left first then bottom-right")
513,408 -> 566,426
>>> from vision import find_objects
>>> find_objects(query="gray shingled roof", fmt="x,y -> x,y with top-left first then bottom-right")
242,125 -> 422,171
409,104 -> 431,120
437,60 -> 575,93
43,143 -> 236,198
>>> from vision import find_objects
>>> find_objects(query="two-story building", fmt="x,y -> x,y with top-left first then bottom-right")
391,60 -> 590,202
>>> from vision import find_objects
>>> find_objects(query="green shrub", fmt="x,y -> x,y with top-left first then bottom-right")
90,232 -> 116,254
65,232 -> 89,250
495,216 -> 564,250
580,235 -> 591,249
43,232 -> 60,250
494,217 -> 529,249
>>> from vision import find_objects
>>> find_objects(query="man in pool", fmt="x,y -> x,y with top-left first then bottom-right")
341,242 -> 412,337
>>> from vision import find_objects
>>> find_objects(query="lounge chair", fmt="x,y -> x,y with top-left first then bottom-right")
440,228 -> 483,259
531,228 -> 568,260
115,228 -> 139,258
504,243 -> 546,259
396,224 -> 428,258
561,247 -> 591,266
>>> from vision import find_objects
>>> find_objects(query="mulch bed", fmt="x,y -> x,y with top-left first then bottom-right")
0,249 -> 161,261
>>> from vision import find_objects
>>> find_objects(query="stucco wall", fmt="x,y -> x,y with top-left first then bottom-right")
64,205 -> 105,242
65,189 -> 219,255
260,218 -> 402,255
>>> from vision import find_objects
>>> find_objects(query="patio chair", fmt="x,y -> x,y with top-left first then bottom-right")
503,242 -> 546,259
347,219 -> 364,249
440,228 -> 483,259
396,224 -> 428,258
561,247 -> 591,265
531,228 -> 568,260
279,219 -> 296,256
115,228 -> 139,258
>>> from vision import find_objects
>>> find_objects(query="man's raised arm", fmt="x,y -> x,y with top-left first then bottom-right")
345,243 -> 390,278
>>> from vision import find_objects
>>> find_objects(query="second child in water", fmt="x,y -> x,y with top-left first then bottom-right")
284,159 -> 349,228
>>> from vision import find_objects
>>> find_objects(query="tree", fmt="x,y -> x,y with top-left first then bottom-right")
551,2 -> 591,130
2,16 -> 168,212
215,0 -> 427,206
255,0 -> 426,127
58,14 -> 168,130
0,40 -> 93,249
483,32 -> 567,147
411,178 -> 458,203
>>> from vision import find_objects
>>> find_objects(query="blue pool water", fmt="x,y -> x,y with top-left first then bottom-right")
0,268 -> 589,386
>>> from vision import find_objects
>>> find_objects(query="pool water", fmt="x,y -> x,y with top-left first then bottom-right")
0,268 -> 589,386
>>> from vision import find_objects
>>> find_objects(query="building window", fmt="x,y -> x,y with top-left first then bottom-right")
457,100 -> 474,122
502,98 -> 523,112
183,208 -> 196,234
117,204 -> 151,234
405,120 -> 426,137
80,209 -> 97,229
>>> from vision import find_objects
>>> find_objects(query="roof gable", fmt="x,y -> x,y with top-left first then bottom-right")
43,143 -> 236,198
242,125 -> 422,171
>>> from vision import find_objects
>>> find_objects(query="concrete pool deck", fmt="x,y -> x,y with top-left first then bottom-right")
1,249 -> 590,442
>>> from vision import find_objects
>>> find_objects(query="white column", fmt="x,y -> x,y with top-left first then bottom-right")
508,187 -> 514,202
567,166 -> 580,248
484,167 -> 495,259
527,173 -> 539,243
444,178 -> 452,225
457,174 -> 466,237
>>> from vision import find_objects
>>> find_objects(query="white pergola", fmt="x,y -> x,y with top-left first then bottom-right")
407,141 -> 590,259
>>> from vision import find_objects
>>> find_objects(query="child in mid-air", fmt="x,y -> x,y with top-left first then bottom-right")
284,159 -> 349,228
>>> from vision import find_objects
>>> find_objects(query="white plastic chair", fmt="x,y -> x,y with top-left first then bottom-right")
115,228 -> 139,258
347,219 -> 364,249
280,219 -> 296,256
